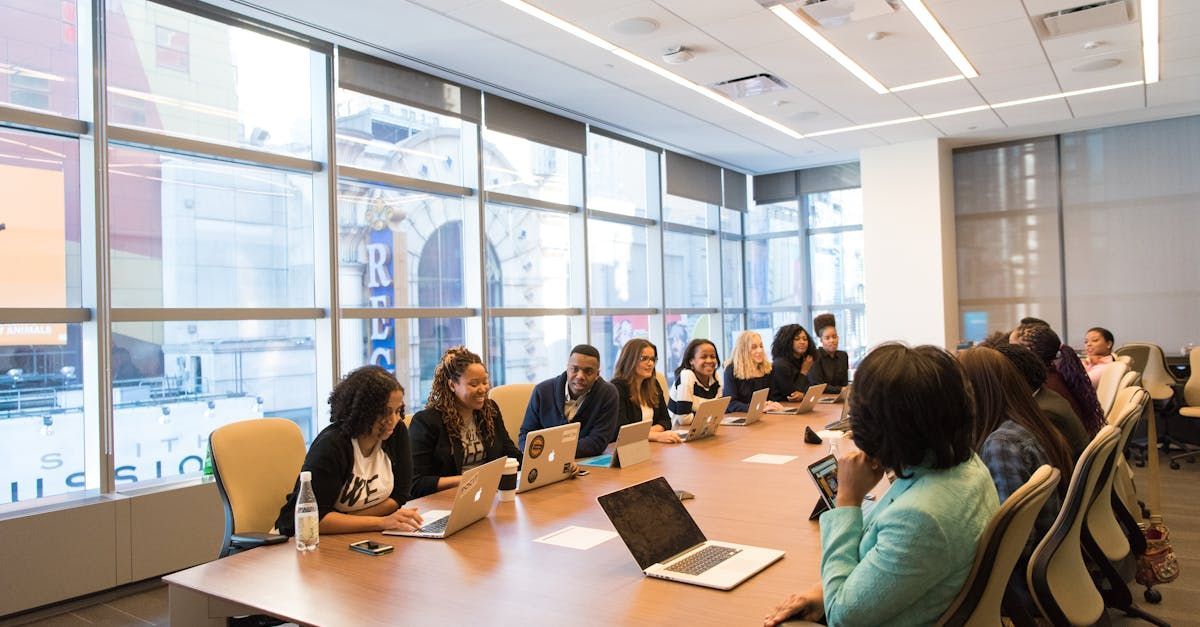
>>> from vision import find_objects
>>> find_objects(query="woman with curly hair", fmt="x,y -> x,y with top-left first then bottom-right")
1010,322 -> 1105,435
409,347 -> 520,498
768,324 -> 816,402
275,365 -> 423,536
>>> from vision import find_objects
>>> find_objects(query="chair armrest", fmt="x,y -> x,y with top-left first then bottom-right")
230,531 -> 288,550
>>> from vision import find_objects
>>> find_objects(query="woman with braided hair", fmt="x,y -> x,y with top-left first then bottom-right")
410,347 -> 521,498
1010,322 -> 1105,435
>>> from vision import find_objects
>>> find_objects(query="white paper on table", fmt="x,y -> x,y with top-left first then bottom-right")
534,525 -> 619,550
742,453 -> 798,465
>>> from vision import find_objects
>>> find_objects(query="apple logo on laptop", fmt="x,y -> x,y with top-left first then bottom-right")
549,450 -> 557,462
473,488 -> 482,502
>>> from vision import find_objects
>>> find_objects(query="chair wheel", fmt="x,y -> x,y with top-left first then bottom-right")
1144,588 -> 1162,604
1170,462 -> 1181,470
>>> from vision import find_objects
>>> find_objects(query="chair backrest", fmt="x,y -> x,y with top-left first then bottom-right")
1096,360 -> 1130,420
1027,425 -> 1120,626
1185,346 -> 1200,407
1114,344 -> 1149,377
1089,387 -> 1150,564
1117,343 -> 1175,400
655,371 -> 669,403
937,465 -> 1061,627
210,418 -> 306,551
1116,355 -> 1132,365
489,383 -> 536,443
1118,370 -> 1139,391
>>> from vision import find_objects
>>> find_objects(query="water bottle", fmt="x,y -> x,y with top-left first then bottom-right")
294,471 -> 319,551
829,436 -> 840,459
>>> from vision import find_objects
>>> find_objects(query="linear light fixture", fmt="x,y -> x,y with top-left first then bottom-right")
898,0 -> 978,78
497,0 -> 804,139
1141,0 -> 1159,84
768,5 -> 888,94
889,74 -> 967,92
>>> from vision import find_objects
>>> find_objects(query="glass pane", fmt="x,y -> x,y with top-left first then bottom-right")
586,134 -> 656,218
721,237 -> 744,309
663,313 -> 719,377
804,188 -> 863,228
745,236 -> 800,308
485,205 -> 572,308
1,323 -> 85,505
810,307 -> 867,366
108,147 -> 315,308
663,231 -> 710,308
588,220 -> 648,308
720,207 -> 743,235
746,310 -> 801,344
110,320 -> 317,489
589,314 -> 651,378
0,128 -> 80,307
337,182 -> 467,308
106,0 -> 317,158
0,0 -> 79,117
723,313 -> 744,361
487,316 -> 576,386
663,194 -> 713,228
810,230 -> 865,306
336,89 -> 478,188
340,317 -> 479,413
748,200 -> 798,234
483,130 -> 574,205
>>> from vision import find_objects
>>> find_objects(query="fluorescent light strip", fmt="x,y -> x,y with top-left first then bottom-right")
1141,0 -> 1159,84
889,74 -> 966,92
899,0 -> 978,78
769,6 -> 888,94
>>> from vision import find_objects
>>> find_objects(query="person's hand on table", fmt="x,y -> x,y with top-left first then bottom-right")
835,450 -> 885,508
765,401 -> 785,413
650,430 -> 682,444
787,391 -> 804,402
764,584 -> 824,626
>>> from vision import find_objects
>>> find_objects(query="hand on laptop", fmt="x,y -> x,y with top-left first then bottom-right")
650,429 -> 682,444
763,584 -> 824,626
764,401 -> 784,413
786,391 -> 804,402
380,507 -> 424,532
834,450 -> 884,508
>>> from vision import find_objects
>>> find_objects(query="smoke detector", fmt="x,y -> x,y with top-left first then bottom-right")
662,45 -> 695,64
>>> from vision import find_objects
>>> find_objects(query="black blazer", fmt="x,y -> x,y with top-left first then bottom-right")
808,349 -> 849,394
769,354 -> 811,402
409,399 -> 521,498
612,378 -> 671,434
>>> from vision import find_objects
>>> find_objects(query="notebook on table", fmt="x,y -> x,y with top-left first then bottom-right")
598,476 -> 785,590
673,396 -> 731,442
722,387 -> 768,426
516,422 -> 580,494
383,456 -> 505,539
766,384 -> 826,414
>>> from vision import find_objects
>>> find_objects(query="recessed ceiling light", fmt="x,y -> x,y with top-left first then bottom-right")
866,31 -> 888,41
890,74 -> 967,92
610,17 -> 659,36
898,0 -> 978,78
1073,58 -> 1121,72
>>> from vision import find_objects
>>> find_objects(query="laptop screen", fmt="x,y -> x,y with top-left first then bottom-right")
598,477 -> 707,570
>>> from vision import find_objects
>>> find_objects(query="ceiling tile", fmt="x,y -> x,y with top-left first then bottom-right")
1163,55 -> 1200,79
927,107 -> 1006,135
1040,24 -> 1140,62
970,64 -> 1061,101
970,43 -> 1050,74
956,18 -> 1041,56
697,11 -> 797,49
1163,37 -> 1200,63
1066,86 -> 1146,118
892,79 -> 988,115
1162,8 -> 1200,41
992,98 -> 1072,126
927,0 -> 1028,31
867,120 -> 944,144
1148,75 -> 1200,107
1049,50 -> 1144,91
652,0 -> 764,25
1163,0 -> 1200,16
812,129 -> 891,152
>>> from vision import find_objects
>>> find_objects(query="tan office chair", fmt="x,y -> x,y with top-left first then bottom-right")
1168,346 -> 1200,469
656,371 -> 670,403
1096,360 -> 1130,420
210,418 -> 306,557
489,382 -> 536,443
1027,425 -> 1120,626
936,465 -> 1060,627
1115,343 -> 1177,401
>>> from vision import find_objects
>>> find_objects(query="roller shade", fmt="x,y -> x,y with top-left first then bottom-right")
798,162 -> 860,194
484,94 -> 587,154
753,171 -> 798,203
339,49 -> 481,122
665,151 -> 721,205
723,169 -> 748,211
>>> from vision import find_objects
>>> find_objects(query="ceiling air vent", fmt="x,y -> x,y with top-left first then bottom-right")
709,74 -> 790,100
1037,0 -> 1132,38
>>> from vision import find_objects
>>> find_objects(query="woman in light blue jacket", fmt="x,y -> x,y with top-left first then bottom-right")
765,344 -> 1000,627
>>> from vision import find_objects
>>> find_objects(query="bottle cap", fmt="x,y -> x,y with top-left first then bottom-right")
300,470 -> 311,482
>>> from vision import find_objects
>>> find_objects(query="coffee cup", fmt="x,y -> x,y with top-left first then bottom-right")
498,457 -> 519,501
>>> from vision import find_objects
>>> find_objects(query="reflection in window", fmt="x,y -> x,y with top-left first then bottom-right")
663,231 -> 710,309
809,231 -> 864,306
589,315 -> 650,378
588,221 -> 649,308
487,316 -> 575,386
747,200 -> 799,234
805,189 -> 863,228
586,134 -> 656,218
0,0 -> 79,116
341,317 -> 477,412
485,205 -> 571,308
483,130 -> 574,205
663,313 -> 719,378
746,237 -> 800,308
663,194 -> 713,228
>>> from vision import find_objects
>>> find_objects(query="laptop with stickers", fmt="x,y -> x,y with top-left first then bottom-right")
515,422 -> 581,494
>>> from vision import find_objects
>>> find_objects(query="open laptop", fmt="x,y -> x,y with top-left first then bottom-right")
673,396 -> 731,442
766,383 -> 826,414
824,392 -> 853,431
722,387 -> 768,426
598,476 -> 785,590
818,383 -> 852,404
384,456 -> 505,539
579,420 -> 653,468
515,422 -> 580,494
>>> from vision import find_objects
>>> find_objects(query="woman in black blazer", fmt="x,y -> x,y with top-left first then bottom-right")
808,314 -> 849,394
611,338 -> 679,443
409,347 -> 520,498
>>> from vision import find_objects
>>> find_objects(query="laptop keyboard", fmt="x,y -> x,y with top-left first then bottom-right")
665,545 -> 741,575
419,517 -> 449,534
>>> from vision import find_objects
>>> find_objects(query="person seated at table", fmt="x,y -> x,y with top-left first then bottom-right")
722,330 -> 784,413
409,347 -> 521,498
612,338 -> 680,443
1010,322 -> 1105,436
1082,326 -> 1117,389
763,344 -> 999,627
768,324 -> 815,402
808,313 -> 849,395
994,342 -> 1090,459
275,365 -> 423,535
668,338 -> 722,425
518,344 -> 619,459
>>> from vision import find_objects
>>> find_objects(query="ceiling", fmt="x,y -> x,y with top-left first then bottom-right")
221,0 -> 1200,173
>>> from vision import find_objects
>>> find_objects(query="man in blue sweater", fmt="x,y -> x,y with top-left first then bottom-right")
518,344 -> 619,458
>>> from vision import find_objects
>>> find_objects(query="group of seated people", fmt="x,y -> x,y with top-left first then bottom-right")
270,313 -> 1113,626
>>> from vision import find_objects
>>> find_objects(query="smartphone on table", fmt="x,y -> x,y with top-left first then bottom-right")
349,540 -> 394,556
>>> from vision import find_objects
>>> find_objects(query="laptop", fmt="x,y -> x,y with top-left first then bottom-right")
722,387 -> 768,426
579,420 -> 653,468
598,476 -> 785,590
515,422 -> 580,494
818,383 -> 852,404
673,396 -> 731,442
384,456 -> 505,538
766,383 -> 826,414
824,392 -> 852,431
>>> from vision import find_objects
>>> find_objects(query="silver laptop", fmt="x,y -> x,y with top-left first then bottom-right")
598,476 -> 785,590
673,396 -> 731,442
824,390 -> 853,431
383,456 -> 505,539
766,383 -> 827,414
818,383 -> 851,404
516,422 -> 580,494
722,387 -> 768,426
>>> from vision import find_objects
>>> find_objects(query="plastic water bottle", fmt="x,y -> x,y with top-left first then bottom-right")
829,436 -> 840,459
294,471 -> 319,551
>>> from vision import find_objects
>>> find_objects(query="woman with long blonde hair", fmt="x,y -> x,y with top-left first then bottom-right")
723,331 -> 784,413
409,347 -> 520,498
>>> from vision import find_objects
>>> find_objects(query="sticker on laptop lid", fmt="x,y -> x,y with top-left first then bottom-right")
561,429 -> 578,443
528,435 -> 545,459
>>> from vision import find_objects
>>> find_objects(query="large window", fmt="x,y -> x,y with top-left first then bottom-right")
0,0 -> 80,117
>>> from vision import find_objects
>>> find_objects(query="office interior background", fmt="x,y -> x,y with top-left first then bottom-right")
0,0 -> 1196,616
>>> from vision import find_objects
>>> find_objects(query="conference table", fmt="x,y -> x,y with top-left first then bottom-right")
165,401 -> 859,626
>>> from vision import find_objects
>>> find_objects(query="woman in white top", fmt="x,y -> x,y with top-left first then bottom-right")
668,339 -> 723,425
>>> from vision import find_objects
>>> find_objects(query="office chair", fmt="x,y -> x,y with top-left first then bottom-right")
936,465 -> 1060,627
489,383 -> 536,443
1168,346 -> 1200,469
1027,426 -> 1120,626
210,418 -> 306,558
1116,344 -> 1178,402
1096,360 -> 1130,420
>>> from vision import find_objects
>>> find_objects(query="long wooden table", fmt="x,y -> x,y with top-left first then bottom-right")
165,402 -> 855,626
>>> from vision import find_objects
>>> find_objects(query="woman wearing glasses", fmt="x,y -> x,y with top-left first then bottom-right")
275,365 -> 423,536
612,338 -> 680,443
